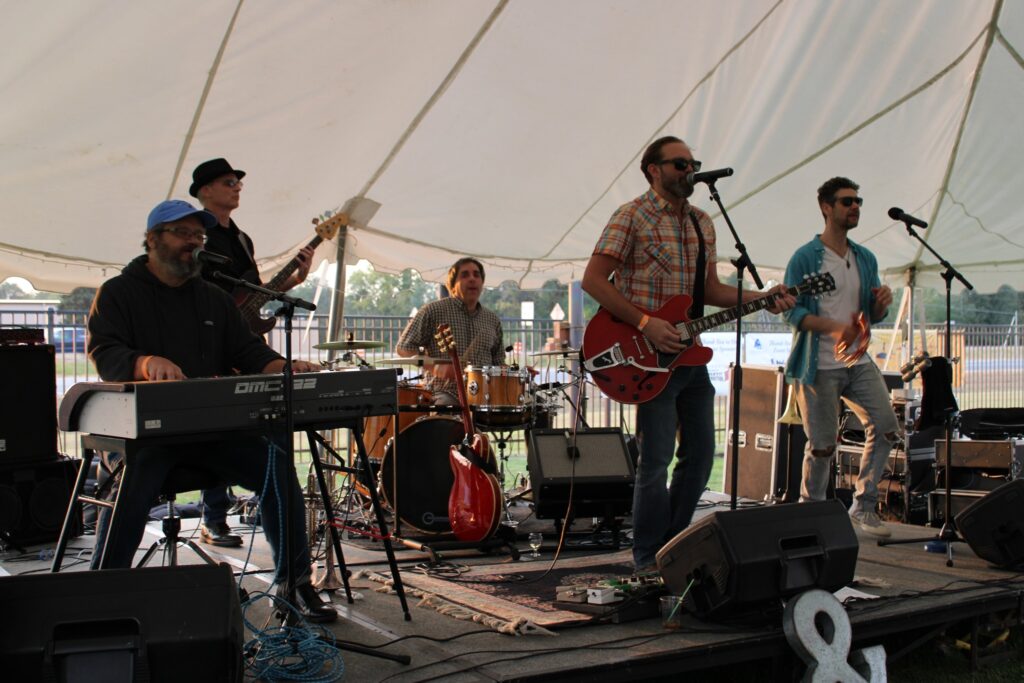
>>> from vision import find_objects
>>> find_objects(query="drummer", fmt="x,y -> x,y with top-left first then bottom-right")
396,257 -> 505,406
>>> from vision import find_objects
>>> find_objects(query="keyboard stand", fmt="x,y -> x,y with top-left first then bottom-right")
306,424 -> 411,620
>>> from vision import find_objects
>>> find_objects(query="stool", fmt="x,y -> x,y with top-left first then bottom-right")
136,467 -> 224,568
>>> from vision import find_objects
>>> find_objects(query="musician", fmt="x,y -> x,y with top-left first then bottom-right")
581,136 -> 794,571
190,157 -> 316,547
86,199 -> 336,622
395,257 -> 504,405
783,177 -> 899,538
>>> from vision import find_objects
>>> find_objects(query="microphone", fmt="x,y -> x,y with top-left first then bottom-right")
687,167 -> 734,185
192,248 -> 232,266
888,207 -> 928,229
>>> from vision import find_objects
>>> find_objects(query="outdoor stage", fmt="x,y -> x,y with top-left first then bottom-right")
3,490 -> 1023,682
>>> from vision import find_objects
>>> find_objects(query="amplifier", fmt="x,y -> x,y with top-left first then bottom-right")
935,439 -> 1024,473
929,489 -> 989,525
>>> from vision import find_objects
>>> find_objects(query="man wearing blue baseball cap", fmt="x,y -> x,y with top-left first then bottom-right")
84,199 -> 337,622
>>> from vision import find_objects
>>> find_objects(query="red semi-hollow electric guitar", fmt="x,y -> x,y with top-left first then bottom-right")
582,272 -> 835,404
435,324 -> 502,543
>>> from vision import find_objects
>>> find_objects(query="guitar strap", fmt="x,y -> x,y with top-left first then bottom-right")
458,439 -> 498,476
688,210 -> 706,319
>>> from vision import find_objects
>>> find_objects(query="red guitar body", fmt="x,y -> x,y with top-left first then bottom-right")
436,324 -> 502,543
582,295 -> 711,405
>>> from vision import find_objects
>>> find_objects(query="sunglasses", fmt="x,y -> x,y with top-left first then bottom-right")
659,158 -> 702,172
221,178 -> 243,188
834,196 -> 864,207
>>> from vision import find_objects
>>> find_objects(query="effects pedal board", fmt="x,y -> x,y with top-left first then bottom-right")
553,572 -> 666,622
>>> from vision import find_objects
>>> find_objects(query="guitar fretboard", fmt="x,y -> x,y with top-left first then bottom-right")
684,291 -> 784,335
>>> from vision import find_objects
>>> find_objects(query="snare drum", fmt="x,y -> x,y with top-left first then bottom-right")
464,365 -> 531,427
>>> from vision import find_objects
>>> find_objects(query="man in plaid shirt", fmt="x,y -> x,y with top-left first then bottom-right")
397,257 -> 505,404
582,136 -> 794,570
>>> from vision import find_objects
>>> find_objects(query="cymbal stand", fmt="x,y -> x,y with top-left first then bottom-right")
492,428 -> 520,528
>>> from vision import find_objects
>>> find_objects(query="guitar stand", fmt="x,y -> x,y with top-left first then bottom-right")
395,524 -> 520,568
305,428 -> 411,621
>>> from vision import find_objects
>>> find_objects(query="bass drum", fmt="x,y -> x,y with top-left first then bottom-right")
380,416 -> 465,535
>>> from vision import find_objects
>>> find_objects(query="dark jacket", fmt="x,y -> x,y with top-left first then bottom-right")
88,254 -> 281,382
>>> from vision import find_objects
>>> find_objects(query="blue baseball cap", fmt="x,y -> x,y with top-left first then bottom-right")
146,199 -> 218,231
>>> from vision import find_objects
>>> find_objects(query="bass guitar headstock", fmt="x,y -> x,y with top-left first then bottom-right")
312,211 -> 350,242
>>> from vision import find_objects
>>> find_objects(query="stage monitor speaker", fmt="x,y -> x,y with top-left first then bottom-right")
656,499 -> 859,618
0,457 -> 81,547
0,564 -> 243,682
723,364 -> 805,504
0,343 -> 59,465
955,479 -> 1024,569
526,427 -> 634,519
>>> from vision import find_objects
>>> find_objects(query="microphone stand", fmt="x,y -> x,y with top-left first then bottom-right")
877,223 -> 973,566
702,180 -> 765,511
211,272 -> 313,605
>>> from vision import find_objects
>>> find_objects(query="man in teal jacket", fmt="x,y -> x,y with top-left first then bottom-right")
783,177 -> 900,538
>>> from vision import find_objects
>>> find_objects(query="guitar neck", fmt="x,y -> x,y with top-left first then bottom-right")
448,352 -> 476,436
682,284 -> 799,335
240,234 -> 323,313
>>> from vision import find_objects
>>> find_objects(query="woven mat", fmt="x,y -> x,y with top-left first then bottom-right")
360,550 -> 636,634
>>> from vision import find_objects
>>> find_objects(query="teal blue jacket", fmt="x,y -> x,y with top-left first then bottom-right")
783,235 -> 884,385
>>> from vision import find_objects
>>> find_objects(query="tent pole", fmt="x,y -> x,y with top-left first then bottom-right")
326,225 -> 349,363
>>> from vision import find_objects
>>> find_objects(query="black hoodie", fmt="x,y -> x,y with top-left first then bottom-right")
88,254 -> 282,382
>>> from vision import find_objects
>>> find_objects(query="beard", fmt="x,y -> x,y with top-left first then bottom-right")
663,175 -> 694,201
152,240 -> 201,280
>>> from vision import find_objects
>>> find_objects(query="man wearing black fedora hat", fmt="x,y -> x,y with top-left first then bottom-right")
188,157 -> 316,548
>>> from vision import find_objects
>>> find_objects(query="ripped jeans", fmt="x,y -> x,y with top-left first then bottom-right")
794,363 -> 901,513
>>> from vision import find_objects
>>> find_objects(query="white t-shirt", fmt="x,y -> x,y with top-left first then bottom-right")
817,245 -> 869,370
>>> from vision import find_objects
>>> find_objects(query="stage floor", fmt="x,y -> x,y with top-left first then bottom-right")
4,491 -> 1023,682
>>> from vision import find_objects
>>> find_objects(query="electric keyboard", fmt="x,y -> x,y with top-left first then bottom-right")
59,369 -> 399,439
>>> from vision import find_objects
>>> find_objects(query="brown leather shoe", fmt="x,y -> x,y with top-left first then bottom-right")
200,521 -> 243,547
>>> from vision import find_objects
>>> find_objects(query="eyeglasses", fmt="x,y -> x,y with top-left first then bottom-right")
159,226 -> 208,243
659,158 -> 702,172
221,178 -> 243,188
834,196 -> 864,207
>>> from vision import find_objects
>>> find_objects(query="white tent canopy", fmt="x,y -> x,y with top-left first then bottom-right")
3,0 -> 1023,294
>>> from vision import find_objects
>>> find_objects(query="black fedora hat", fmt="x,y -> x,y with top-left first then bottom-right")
189,158 -> 246,197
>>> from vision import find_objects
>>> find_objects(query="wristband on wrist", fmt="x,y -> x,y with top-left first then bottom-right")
637,314 -> 650,331
140,355 -> 154,380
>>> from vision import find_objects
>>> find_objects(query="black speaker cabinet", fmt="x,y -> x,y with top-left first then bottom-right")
0,564 -> 243,682
0,343 -> 59,465
955,479 -> 1024,569
0,457 -> 81,546
526,428 -> 635,519
656,499 -> 859,618
723,364 -> 805,504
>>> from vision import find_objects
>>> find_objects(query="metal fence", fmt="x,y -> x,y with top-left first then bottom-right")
4,308 -> 1023,461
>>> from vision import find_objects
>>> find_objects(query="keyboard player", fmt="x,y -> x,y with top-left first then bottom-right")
85,199 -> 336,623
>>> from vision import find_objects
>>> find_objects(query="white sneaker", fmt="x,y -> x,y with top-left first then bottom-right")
850,509 -> 891,538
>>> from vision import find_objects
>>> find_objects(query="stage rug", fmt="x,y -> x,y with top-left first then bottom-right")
359,550 -> 636,635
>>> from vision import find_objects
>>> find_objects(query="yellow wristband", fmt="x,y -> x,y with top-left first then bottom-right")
637,314 -> 650,331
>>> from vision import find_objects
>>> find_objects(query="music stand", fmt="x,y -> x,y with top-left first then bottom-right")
877,220 -> 973,566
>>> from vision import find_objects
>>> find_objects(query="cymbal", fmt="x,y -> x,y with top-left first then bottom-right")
375,355 -> 451,365
529,347 -> 580,358
314,339 -> 387,351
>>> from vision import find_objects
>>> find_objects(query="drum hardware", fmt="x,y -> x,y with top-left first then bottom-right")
529,346 -> 581,359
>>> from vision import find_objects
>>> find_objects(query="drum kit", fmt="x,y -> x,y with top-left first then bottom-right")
310,338 -> 584,539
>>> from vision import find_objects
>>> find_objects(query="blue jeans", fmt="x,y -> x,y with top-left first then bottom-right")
795,363 -> 901,512
200,486 -> 233,525
632,365 -> 715,567
91,435 -> 311,584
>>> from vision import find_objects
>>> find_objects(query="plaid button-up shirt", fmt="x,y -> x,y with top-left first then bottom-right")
593,189 -> 716,311
397,296 -> 504,397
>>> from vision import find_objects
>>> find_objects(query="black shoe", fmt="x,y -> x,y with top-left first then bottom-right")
282,583 -> 338,624
200,521 -> 243,547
